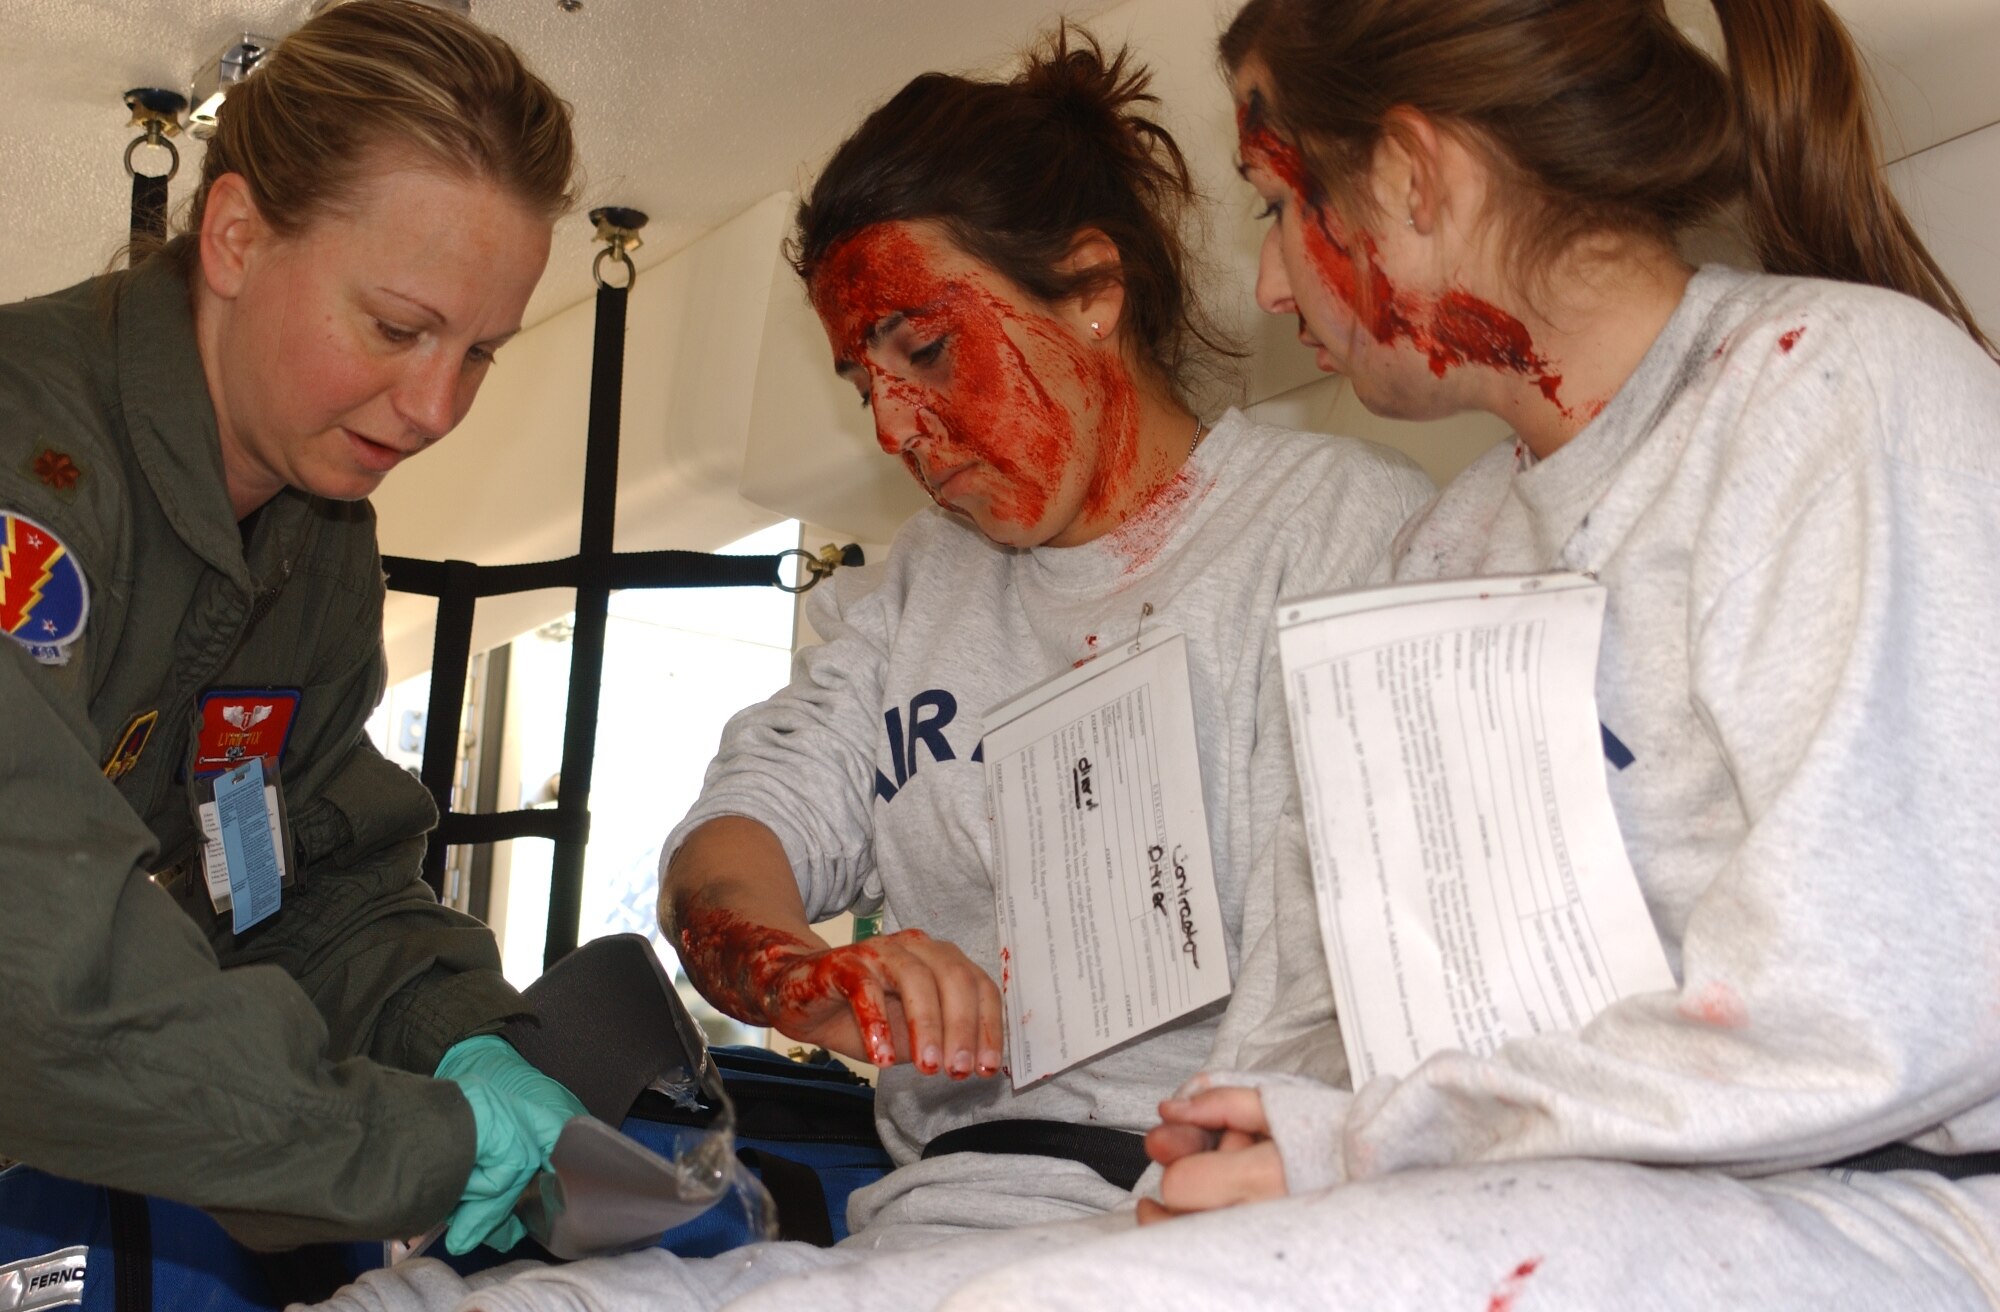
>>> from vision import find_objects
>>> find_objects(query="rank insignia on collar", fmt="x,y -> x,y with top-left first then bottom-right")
30,448 -> 84,497
193,688 -> 302,777
1,511 -> 89,666
104,709 -> 160,782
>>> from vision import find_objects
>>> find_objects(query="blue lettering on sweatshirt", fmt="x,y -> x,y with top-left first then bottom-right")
874,690 -> 962,803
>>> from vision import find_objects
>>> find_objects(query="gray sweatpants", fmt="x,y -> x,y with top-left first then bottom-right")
930,1161 -> 2000,1311
305,1153 -> 1129,1312
312,1159 -> 2000,1311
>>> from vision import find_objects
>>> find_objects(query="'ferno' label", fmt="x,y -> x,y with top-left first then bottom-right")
0,1246 -> 87,1311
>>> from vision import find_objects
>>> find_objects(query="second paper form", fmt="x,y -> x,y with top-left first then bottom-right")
1277,575 -> 1672,1086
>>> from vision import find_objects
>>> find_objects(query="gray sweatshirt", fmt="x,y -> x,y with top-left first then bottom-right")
667,410 -> 1432,1174
1218,266 -> 2000,1195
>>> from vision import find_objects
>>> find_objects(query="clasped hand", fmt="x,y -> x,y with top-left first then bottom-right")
1137,1082 -> 1287,1225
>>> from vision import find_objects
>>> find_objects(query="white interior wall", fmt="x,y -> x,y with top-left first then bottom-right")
373,0 -> 2000,686
374,193 -> 798,683
1887,124 -> 2000,337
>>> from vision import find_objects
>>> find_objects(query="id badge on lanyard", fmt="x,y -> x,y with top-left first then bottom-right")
186,688 -> 302,933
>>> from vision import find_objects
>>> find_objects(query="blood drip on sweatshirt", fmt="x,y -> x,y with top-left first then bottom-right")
1237,100 -> 1584,419
1486,1257 -> 1543,1312
810,223 -> 1145,541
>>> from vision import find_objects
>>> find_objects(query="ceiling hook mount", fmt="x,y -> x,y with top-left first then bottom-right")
122,88 -> 187,181
590,206 -> 648,289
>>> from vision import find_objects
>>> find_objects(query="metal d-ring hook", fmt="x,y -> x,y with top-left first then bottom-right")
592,243 -> 636,289
123,88 -> 185,182
590,205 -> 648,290
775,543 -> 863,594
124,130 -> 179,181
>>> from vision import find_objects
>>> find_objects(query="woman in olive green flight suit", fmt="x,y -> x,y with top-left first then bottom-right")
1,0 -> 584,1255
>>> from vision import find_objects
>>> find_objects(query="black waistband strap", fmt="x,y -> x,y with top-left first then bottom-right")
922,1119 -> 1151,1191
1828,1144 -> 2000,1180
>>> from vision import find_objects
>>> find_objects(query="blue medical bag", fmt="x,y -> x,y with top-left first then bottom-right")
0,936 -> 891,1308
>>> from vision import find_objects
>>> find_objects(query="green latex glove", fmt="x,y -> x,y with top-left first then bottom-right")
434,1035 -> 589,1254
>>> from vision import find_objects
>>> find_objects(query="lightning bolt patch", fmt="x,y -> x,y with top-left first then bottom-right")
0,511 -> 89,665
1,517 -> 63,634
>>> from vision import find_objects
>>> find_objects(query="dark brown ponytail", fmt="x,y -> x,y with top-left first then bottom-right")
1221,0 -> 1994,358
792,25 -> 1236,403
1713,0 -> 1991,354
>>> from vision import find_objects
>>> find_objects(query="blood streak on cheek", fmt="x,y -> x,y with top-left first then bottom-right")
1238,106 -> 1579,417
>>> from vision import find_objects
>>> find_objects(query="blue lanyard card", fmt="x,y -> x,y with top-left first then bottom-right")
206,757 -> 286,933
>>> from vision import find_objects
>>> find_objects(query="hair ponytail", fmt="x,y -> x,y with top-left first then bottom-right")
1715,0 -> 1993,355
1223,0 -> 1995,360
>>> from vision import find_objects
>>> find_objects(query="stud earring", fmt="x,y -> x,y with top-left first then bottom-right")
1406,216 -> 1416,228
1090,321 -> 1103,337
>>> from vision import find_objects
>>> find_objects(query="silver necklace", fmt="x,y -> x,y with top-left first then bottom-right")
1189,415 -> 1206,456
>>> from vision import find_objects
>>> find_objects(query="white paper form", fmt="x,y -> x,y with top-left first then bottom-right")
1276,573 -> 1673,1085
984,629 -> 1231,1090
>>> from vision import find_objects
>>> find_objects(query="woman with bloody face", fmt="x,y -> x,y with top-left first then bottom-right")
650,25 -> 1430,1271
900,0 -> 2000,1308
304,31 -> 1430,1312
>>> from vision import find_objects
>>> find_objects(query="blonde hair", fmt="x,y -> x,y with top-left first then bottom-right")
177,0 -> 576,251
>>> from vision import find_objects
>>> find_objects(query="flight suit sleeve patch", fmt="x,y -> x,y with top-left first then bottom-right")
0,510 -> 89,666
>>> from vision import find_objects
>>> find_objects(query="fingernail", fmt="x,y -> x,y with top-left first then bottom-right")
977,1048 -> 1002,1074
920,1044 -> 942,1073
950,1050 -> 973,1077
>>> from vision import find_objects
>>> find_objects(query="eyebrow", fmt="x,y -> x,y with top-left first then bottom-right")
832,300 -> 945,372
377,287 -> 446,326
377,287 -> 521,348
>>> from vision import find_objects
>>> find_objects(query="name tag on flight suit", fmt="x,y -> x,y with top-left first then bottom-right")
189,689 -> 301,931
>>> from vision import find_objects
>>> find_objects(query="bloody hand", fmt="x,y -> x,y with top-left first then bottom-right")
677,906 -> 1004,1075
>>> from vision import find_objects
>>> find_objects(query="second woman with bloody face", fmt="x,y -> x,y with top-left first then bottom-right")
652,30 -> 1433,1259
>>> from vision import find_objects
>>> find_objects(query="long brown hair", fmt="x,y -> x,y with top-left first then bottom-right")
1220,0 -> 1994,358
172,0 -> 576,258
792,26 -> 1236,404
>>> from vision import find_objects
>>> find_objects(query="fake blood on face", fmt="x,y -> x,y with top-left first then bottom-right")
810,223 -> 1144,543
676,904 -> 903,1066
1238,102 -> 1581,419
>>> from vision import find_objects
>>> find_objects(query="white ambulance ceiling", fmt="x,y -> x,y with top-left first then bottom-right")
1,0 -> 1109,325
5,0 -> 1996,328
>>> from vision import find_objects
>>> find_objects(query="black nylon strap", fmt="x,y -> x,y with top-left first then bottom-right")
106,1190 -> 151,1312
415,559 -> 479,893
436,808 -> 569,846
543,282 -> 626,970
381,549 -> 780,598
736,1148 -> 836,1247
1828,1143 -> 2000,1179
129,170 -> 168,253
922,1119 -> 1152,1191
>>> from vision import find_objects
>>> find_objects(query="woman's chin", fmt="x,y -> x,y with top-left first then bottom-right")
961,505 -> 1049,550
